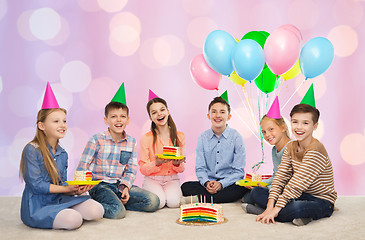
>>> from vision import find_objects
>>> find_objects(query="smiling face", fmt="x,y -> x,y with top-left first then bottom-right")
207,102 -> 231,134
149,102 -> 169,127
260,118 -> 286,146
104,107 -> 130,139
291,112 -> 318,146
38,109 -> 67,143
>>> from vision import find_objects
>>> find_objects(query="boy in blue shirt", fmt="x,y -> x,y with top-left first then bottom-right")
181,94 -> 248,203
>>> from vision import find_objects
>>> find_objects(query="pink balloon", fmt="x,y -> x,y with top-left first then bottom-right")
278,24 -> 303,41
190,54 -> 221,90
264,28 -> 300,76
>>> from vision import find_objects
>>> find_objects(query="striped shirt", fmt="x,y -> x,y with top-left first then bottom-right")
269,138 -> 337,208
77,129 -> 137,192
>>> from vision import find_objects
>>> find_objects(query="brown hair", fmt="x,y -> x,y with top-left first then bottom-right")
260,115 -> 290,138
208,97 -> 231,113
146,98 -> 180,149
290,104 -> 320,124
19,108 -> 67,185
105,101 -> 129,117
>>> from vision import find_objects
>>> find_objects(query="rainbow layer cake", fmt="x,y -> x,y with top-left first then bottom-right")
180,203 -> 224,223
162,146 -> 181,157
74,171 -> 92,181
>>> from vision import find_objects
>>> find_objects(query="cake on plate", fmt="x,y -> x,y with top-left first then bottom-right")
74,171 -> 92,181
179,203 -> 224,223
162,146 -> 181,157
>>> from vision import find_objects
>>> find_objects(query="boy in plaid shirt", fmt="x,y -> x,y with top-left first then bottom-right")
77,97 -> 159,219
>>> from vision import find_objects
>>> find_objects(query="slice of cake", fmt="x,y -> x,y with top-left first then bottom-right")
162,146 -> 181,157
245,173 -> 272,182
74,171 -> 92,181
180,203 -> 224,223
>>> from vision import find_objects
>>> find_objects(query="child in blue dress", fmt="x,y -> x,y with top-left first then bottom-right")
19,83 -> 104,229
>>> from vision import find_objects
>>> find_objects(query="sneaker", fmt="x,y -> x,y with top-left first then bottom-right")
241,203 -> 248,212
292,218 -> 313,226
180,195 -> 198,205
242,203 -> 265,215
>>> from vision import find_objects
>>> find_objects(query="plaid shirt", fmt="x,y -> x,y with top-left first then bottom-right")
77,129 -> 137,192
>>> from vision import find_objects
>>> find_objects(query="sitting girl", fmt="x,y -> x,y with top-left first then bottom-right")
20,83 -> 103,229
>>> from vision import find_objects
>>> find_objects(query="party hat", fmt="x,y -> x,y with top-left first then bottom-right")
148,89 -> 159,101
267,96 -> 281,119
41,82 -> 60,109
220,90 -> 229,104
300,83 -> 316,108
111,82 -> 126,105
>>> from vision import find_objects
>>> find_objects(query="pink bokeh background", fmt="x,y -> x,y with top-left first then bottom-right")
1,0 -> 364,196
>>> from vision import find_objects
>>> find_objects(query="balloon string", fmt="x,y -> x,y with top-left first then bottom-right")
234,84 -> 257,134
255,91 -> 265,172
215,89 -> 261,142
278,77 -> 285,96
281,78 -> 306,111
247,83 -> 260,132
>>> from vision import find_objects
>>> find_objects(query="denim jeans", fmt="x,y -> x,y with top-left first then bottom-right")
251,187 -> 334,222
89,182 -> 160,219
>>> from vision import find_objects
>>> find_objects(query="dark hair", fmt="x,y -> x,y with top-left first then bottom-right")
290,104 -> 320,124
105,102 -> 129,117
208,97 -> 231,113
146,97 -> 180,149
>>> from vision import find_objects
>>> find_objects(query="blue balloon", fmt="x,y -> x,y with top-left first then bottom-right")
231,39 -> 265,81
203,30 -> 236,76
300,37 -> 334,79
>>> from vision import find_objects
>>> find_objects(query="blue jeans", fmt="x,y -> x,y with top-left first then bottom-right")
251,187 -> 334,222
89,182 -> 160,219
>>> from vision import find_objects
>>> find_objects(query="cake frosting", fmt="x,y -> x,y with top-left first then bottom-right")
179,203 -> 224,223
74,171 -> 92,181
245,173 -> 271,182
162,146 -> 181,157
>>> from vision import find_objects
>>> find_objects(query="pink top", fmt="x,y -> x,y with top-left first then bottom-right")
138,131 -> 185,176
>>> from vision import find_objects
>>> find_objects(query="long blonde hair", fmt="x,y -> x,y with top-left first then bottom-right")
19,108 -> 67,185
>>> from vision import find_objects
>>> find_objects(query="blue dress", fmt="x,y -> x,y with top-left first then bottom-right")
20,143 -> 90,229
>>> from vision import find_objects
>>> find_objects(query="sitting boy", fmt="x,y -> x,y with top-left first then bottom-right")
248,85 -> 337,226
77,83 -> 159,219
181,93 -> 248,203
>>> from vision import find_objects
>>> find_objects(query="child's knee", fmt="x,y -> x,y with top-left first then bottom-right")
106,203 -> 126,219
146,193 -> 160,212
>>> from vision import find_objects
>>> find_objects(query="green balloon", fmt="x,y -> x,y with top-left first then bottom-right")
260,31 -> 270,38
254,67 -> 278,93
241,31 -> 269,49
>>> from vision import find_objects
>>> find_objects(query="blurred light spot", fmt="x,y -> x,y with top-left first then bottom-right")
17,10 -> 37,41
0,147 -> 18,178
44,17 -> 70,46
29,8 -> 61,40
288,0 -> 319,30
153,35 -> 185,66
312,119 -> 324,140
97,0 -> 128,13
0,75 -> 2,94
187,17 -> 218,48
109,25 -> 140,56
8,85 -> 38,117
77,0 -> 101,12
0,0 -> 8,21
80,77 -> 119,110
110,11 -> 141,33
60,61 -> 92,92
332,0 -> 363,27
10,127 -> 35,168
296,75 -> 326,100
182,0 -> 213,16
249,2 -> 282,29
140,38 -> 163,69
35,51 -> 65,83
229,106 -> 254,139
340,132 -> 365,165
328,25 -> 358,57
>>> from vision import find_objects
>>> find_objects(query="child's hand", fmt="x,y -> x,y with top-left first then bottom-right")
64,185 -> 80,195
244,185 -> 254,190
76,185 -> 94,195
155,156 -> 170,166
206,181 -> 222,194
121,187 -> 130,205
171,158 -> 185,166
256,207 -> 281,224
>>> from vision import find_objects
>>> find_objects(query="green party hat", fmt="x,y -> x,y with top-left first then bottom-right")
300,83 -> 315,108
111,82 -> 126,105
220,90 -> 229,104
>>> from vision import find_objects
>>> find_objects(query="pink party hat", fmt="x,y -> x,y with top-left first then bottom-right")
266,96 -> 281,119
41,82 -> 60,109
148,89 -> 159,101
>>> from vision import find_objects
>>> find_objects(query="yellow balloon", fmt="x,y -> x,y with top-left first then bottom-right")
281,60 -> 301,81
234,38 -> 240,43
230,71 -> 248,86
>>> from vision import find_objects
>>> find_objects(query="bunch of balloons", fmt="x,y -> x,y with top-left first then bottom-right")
190,24 -> 334,93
